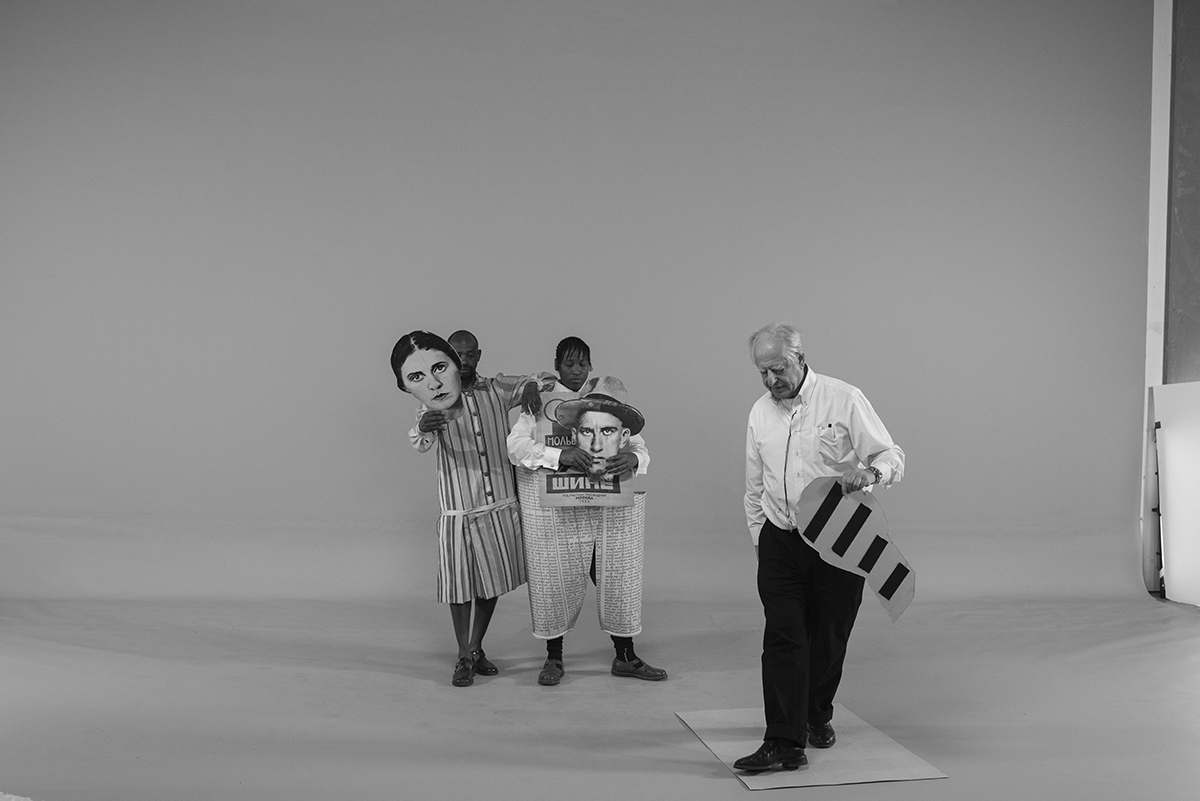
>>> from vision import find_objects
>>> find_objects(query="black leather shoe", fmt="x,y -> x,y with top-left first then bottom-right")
470,648 -> 498,676
451,656 -> 475,687
733,740 -> 807,772
611,656 -> 668,681
807,722 -> 836,748
537,659 -> 564,686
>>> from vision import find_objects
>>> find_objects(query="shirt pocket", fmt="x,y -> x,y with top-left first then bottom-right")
815,421 -> 851,467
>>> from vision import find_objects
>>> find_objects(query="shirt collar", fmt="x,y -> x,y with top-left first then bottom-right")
771,365 -> 814,412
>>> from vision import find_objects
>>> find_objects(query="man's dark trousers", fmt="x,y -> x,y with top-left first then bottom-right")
757,517 -> 865,746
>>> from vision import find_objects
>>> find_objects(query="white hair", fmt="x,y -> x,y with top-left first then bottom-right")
748,322 -> 804,363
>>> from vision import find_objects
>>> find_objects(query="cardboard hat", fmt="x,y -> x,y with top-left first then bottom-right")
554,376 -> 645,435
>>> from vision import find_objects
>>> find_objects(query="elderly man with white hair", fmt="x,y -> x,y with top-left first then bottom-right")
735,322 -> 905,773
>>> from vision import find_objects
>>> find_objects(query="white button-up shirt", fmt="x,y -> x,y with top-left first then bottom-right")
744,366 -> 904,546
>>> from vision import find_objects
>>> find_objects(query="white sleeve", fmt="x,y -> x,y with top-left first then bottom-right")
744,414 -> 766,546
506,412 -> 561,470
408,405 -> 434,453
848,391 -> 904,486
628,433 -> 649,475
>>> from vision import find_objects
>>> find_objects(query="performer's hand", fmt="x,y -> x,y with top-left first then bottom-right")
603,452 -> 638,477
558,446 -> 593,473
417,409 -> 448,433
839,468 -> 876,494
518,381 -> 542,415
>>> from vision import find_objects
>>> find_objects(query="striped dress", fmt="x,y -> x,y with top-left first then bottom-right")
420,376 -> 528,603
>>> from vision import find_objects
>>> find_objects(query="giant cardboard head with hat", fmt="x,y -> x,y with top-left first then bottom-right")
554,376 -> 644,477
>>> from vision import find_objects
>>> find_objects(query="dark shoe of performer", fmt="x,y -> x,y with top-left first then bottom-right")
610,636 -> 667,681
807,722 -> 836,748
733,739 -> 807,772
470,648 -> 498,676
539,636 -> 566,685
538,659 -> 564,686
452,655 -> 475,687
611,655 -> 667,681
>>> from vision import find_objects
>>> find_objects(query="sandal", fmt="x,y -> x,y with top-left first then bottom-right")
470,648 -> 498,676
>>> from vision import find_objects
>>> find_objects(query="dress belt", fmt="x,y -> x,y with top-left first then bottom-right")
440,496 -> 518,518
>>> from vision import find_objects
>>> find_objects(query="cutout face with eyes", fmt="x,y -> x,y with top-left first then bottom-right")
400,348 -> 462,411
575,409 -> 631,474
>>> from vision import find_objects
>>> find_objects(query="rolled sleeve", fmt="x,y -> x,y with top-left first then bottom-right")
849,392 -> 904,487
628,433 -> 650,475
506,412 -> 561,470
408,406 -> 435,453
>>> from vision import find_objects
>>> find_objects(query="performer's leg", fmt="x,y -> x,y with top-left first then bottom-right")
468,595 -> 499,676
758,520 -> 808,745
449,601 -> 475,687
469,595 -> 498,650
557,509 -> 590,634
450,601 -> 473,658
546,636 -> 564,660
592,539 -> 663,679
440,519 -> 477,686
612,635 -> 634,661
804,553 -> 865,728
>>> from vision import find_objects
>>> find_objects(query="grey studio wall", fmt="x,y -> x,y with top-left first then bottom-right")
0,0 -> 1151,601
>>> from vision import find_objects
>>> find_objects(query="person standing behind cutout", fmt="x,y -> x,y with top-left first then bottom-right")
395,329 -> 541,687
507,337 -> 666,686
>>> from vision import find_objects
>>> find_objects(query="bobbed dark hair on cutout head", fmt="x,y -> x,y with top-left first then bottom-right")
554,336 -> 591,369
391,330 -> 462,391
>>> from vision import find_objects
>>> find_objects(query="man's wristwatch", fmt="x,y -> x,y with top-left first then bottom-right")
866,466 -> 882,485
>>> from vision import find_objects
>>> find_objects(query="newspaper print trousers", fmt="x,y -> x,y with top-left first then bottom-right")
515,468 -> 645,639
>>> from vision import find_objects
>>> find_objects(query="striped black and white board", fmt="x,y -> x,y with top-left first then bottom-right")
794,476 -> 914,622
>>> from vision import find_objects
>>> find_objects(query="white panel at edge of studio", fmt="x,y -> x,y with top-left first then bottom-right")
1153,381 -> 1200,607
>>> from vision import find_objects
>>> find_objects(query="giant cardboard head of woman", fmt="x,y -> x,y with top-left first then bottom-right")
390,330 -> 463,411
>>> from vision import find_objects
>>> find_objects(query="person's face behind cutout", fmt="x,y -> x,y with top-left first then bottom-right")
401,348 -> 462,411
556,350 -> 591,393
449,334 -> 480,388
576,409 -> 630,474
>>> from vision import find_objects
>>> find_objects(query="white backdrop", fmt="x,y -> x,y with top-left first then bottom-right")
0,0 -> 1151,599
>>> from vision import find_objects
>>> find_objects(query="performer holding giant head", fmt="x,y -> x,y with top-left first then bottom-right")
394,329 -> 543,688
507,336 -> 667,686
